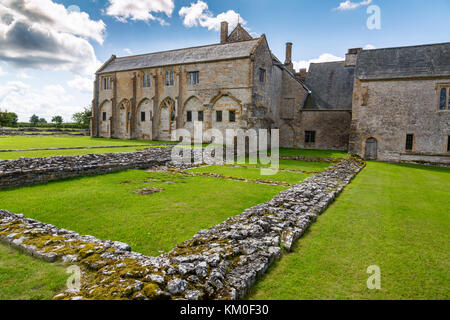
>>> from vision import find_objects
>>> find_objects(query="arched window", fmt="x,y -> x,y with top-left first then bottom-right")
440,88 -> 447,110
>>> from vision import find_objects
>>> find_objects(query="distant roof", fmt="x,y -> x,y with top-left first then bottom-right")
97,38 -> 260,74
304,61 -> 354,111
356,42 -> 450,80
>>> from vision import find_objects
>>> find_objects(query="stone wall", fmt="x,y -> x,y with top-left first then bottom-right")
0,156 -> 365,300
0,148 -> 173,190
350,78 -> 450,163
293,110 -> 352,151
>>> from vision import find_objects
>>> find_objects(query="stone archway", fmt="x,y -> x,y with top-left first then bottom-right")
365,137 -> 378,160
158,97 -> 176,141
118,99 -> 131,139
99,100 -> 112,138
137,98 -> 153,140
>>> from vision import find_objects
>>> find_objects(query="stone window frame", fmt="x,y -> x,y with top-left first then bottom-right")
188,71 -> 200,85
229,110 -> 236,123
447,135 -> 450,152
198,111 -> 204,122
405,133 -> 414,151
186,111 -> 192,122
259,68 -> 266,83
102,76 -> 113,90
216,110 -> 223,122
102,112 -> 107,121
305,131 -> 316,144
140,111 -> 146,122
142,73 -> 151,88
436,83 -> 450,111
165,71 -> 174,86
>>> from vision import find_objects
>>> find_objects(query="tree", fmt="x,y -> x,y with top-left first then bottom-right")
30,114 -> 39,126
72,107 -> 92,128
0,110 -> 18,127
38,118 -> 47,124
52,115 -> 63,127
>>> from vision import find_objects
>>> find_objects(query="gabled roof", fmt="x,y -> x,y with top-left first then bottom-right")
304,61 -> 354,111
356,42 -> 450,80
97,38 -> 261,74
227,24 -> 253,43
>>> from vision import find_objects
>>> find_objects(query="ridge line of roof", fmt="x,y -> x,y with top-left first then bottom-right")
360,41 -> 450,53
114,38 -> 262,61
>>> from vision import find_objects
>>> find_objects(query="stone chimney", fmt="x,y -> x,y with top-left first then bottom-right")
345,48 -> 362,67
285,42 -> 294,70
220,21 -> 229,44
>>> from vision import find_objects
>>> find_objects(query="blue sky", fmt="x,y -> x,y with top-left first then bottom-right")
0,0 -> 449,122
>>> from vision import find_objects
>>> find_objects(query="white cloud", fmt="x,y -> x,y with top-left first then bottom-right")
293,53 -> 345,72
105,0 -> 174,24
179,0 -> 246,31
364,44 -> 376,50
17,70 -> 32,79
0,81 -> 82,122
334,0 -> 372,11
0,66 -> 7,76
2,0 -> 105,43
0,1 -> 103,76
67,75 -> 93,93
124,48 -> 132,55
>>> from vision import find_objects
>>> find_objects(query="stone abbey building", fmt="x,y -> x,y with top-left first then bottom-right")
92,23 -> 450,165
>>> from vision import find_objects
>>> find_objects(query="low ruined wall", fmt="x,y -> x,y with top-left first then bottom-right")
0,157 -> 365,300
0,147 -> 174,190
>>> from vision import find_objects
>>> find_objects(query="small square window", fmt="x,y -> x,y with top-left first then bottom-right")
143,73 -> 151,88
305,131 -> 316,143
259,68 -> 266,83
406,134 -> 414,151
229,110 -> 236,122
141,112 -> 146,122
198,111 -> 204,122
216,111 -> 222,122
102,112 -> 106,121
189,72 -> 199,85
165,71 -> 174,86
186,111 -> 192,122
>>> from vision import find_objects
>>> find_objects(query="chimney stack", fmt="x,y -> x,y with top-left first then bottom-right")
220,21 -> 229,44
345,48 -> 362,67
285,42 -> 294,72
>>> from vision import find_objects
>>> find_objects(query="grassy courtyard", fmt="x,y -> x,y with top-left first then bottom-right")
0,244 -> 68,300
0,170 -> 290,256
249,161 -> 450,300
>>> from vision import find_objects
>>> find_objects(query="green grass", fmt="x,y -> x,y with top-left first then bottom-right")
248,161 -> 450,300
234,159 -> 332,172
279,148 -> 347,158
0,170 -> 285,256
0,147 -> 150,159
0,244 -> 68,300
0,135 -> 174,150
189,165 -> 312,184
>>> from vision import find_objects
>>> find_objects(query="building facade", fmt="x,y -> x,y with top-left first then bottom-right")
91,23 -> 308,143
91,23 -> 450,165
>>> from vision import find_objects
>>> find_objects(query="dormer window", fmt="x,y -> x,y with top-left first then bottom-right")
103,77 -> 112,90
143,73 -> 151,88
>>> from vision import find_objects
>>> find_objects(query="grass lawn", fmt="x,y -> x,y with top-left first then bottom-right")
0,170 -> 285,256
188,165 -> 312,185
0,244 -> 68,300
0,147 -> 150,160
234,159 -> 332,172
0,135 -> 174,150
279,148 -> 347,158
248,161 -> 450,300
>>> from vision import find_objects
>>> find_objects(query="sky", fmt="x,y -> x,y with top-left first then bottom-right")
0,0 -> 449,122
